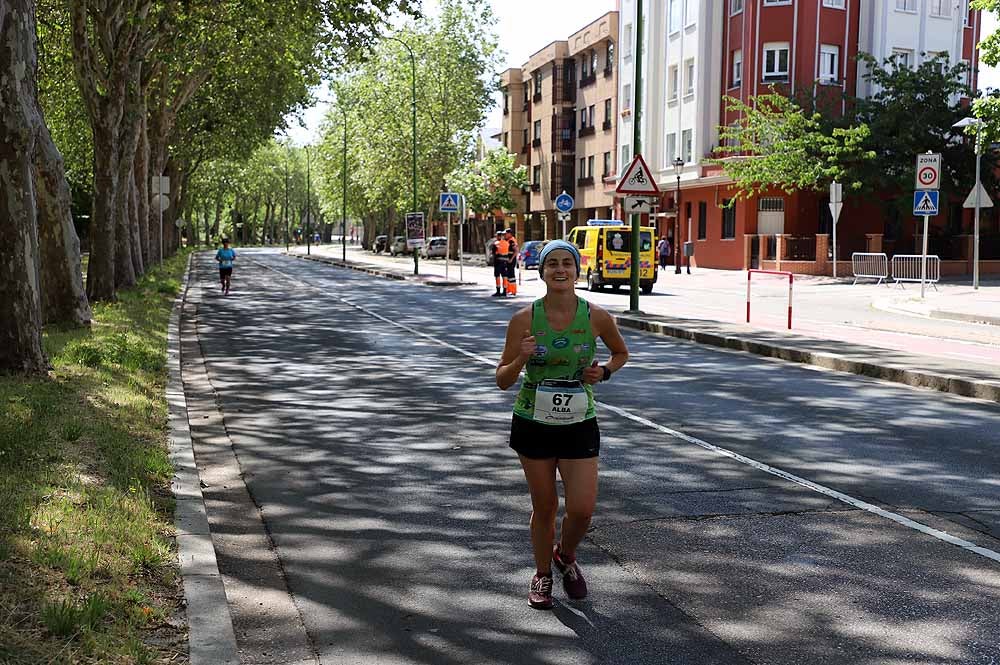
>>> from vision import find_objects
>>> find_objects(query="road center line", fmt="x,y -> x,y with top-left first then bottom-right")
250,255 -> 1000,566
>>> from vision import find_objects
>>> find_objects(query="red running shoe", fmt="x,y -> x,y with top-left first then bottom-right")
528,574 -> 554,609
552,547 -> 588,600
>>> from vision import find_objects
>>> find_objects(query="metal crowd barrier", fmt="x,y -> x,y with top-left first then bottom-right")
891,254 -> 940,289
851,252 -> 888,285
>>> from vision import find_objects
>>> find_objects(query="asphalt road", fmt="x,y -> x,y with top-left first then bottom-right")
183,249 -> 1000,665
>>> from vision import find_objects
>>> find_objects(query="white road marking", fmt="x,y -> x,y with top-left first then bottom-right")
248,255 -> 1000,566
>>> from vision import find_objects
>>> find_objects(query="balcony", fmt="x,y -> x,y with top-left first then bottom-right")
533,92 -> 543,103
531,138 -> 542,148
602,119 -> 612,131
579,72 -> 597,88
577,176 -> 594,186
578,125 -> 595,138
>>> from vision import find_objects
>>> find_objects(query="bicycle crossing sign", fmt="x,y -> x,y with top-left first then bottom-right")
616,153 -> 660,195
439,192 -> 459,213
913,190 -> 939,216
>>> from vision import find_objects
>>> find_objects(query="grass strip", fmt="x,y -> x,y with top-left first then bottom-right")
0,252 -> 190,664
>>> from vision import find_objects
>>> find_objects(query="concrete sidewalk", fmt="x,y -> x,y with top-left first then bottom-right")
288,245 -> 1000,403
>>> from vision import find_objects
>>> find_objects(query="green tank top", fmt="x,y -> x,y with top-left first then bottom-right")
513,297 -> 597,422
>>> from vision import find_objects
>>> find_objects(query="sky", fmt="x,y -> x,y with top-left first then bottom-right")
283,1 -> 1000,146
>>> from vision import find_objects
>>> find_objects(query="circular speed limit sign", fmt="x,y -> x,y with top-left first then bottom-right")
918,166 -> 937,187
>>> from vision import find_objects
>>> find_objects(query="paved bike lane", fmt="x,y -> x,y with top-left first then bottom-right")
182,250 -> 1000,664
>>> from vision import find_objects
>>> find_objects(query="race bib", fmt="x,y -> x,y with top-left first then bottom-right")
533,380 -> 587,425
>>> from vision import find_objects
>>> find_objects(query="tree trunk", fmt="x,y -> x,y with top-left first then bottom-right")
128,171 -> 143,277
85,118 -> 119,301
34,118 -> 92,327
135,106 -> 150,265
0,0 -> 47,373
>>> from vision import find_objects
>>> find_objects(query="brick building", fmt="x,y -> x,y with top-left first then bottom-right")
617,0 -> 988,275
498,11 -> 619,241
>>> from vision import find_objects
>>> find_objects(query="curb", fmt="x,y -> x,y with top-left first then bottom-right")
291,252 -> 469,286
930,309 -> 1000,327
614,314 -> 1000,404
167,255 -> 240,665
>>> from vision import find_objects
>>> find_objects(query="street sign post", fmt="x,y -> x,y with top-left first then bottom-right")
405,212 -> 425,250
829,181 -> 843,277
151,176 -> 169,262
915,153 -> 941,190
555,191 -> 574,238
913,189 -> 940,299
440,192 -> 460,279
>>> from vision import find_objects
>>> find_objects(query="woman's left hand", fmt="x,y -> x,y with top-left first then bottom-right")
581,360 -> 604,385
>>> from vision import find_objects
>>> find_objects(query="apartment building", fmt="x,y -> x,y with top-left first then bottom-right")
619,0 -> 982,272
498,11 -> 619,241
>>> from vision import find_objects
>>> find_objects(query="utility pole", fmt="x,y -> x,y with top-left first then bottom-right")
342,106 -> 348,262
306,145 -> 311,256
284,154 -> 289,252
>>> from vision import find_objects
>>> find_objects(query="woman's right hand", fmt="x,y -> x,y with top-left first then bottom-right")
518,331 -> 537,361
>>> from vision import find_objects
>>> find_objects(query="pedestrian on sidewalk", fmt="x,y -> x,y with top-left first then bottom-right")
215,238 -> 236,295
504,228 -> 519,297
495,240 -> 629,610
657,237 -> 670,272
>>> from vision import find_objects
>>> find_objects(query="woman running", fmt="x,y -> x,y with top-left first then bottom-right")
496,240 -> 629,609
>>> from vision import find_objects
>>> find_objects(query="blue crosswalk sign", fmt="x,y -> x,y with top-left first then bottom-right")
439,193 -> 459,213
913,190 -> 939,216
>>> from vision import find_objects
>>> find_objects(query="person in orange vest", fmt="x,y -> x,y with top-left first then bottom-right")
493,230 -> 511,297
504,228 -> 518,297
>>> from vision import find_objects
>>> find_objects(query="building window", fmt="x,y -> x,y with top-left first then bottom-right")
819,45 -> 839,83
927,51 -> 948,73
759,197 -> 784,212
665,133 -> 677,163
620,144 -> 630,174
730,0 -> 743,14
533,120 -> 542,140
604,98 -> 612,123
763,42 -> 790,81
588,104 -> 595,125
698,201 -> 707,239
732,49 -> 743,87
685,58 -> 695,96
682,129 -> 693,163
669,0 -> 682,32
722,201 -> 736,239
591,50 -> 599,74
623,83 -> 632,111
892,48 -> 913,70
580,107 -> 589,128
532,165 -> 541,185
960,59 -> 971,87
603,151 -> 611,177
587,155 -> 595,178
623,24 -> 633,58
503,132 -> 508,147
895,0 -> 915,11
930,0 -> 950,17
822,0 -> 844,7
522,128 -> 528,146
579,156 -> 586,176
684,0 -> 697,27
606,42 -> 615,72
668,65 -> 679,101
503,92 -> 509,113
534,73 -> 542,96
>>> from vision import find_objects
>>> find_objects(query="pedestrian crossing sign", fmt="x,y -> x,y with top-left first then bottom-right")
440,193 -> 459,213
913,190 -> 939,216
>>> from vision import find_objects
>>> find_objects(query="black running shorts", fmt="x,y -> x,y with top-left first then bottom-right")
509,414 -> 600,460
219,267 -> 233,277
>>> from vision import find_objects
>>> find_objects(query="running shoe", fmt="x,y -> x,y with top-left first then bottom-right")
528,573 -> 554,609
552,547 -> 588,600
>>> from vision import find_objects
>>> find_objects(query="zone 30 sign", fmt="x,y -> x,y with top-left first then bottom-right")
915,153 -> 941,191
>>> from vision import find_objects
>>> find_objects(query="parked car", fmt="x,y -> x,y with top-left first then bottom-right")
373,235 -> 387,253
389,235 -> 410,256
518,240 -> 549,269
422,236 -> 447,258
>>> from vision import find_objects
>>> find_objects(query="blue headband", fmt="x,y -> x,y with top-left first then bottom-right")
539,239 -> 581,275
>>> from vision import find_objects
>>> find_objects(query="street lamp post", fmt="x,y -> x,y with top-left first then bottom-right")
953,116 -> 984,290
341,106 -> 348,262
386,35 -> 419,275
673,157 -> 684,275
305,145 -> 312,256
284,153 -> 290,253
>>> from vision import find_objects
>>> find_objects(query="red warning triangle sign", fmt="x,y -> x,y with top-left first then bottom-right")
616,153 -> 660,195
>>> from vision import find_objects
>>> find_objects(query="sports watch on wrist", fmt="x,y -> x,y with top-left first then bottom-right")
600,365 -> 612,382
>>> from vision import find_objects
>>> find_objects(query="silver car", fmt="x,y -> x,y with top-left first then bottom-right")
422,236 -> 447,258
